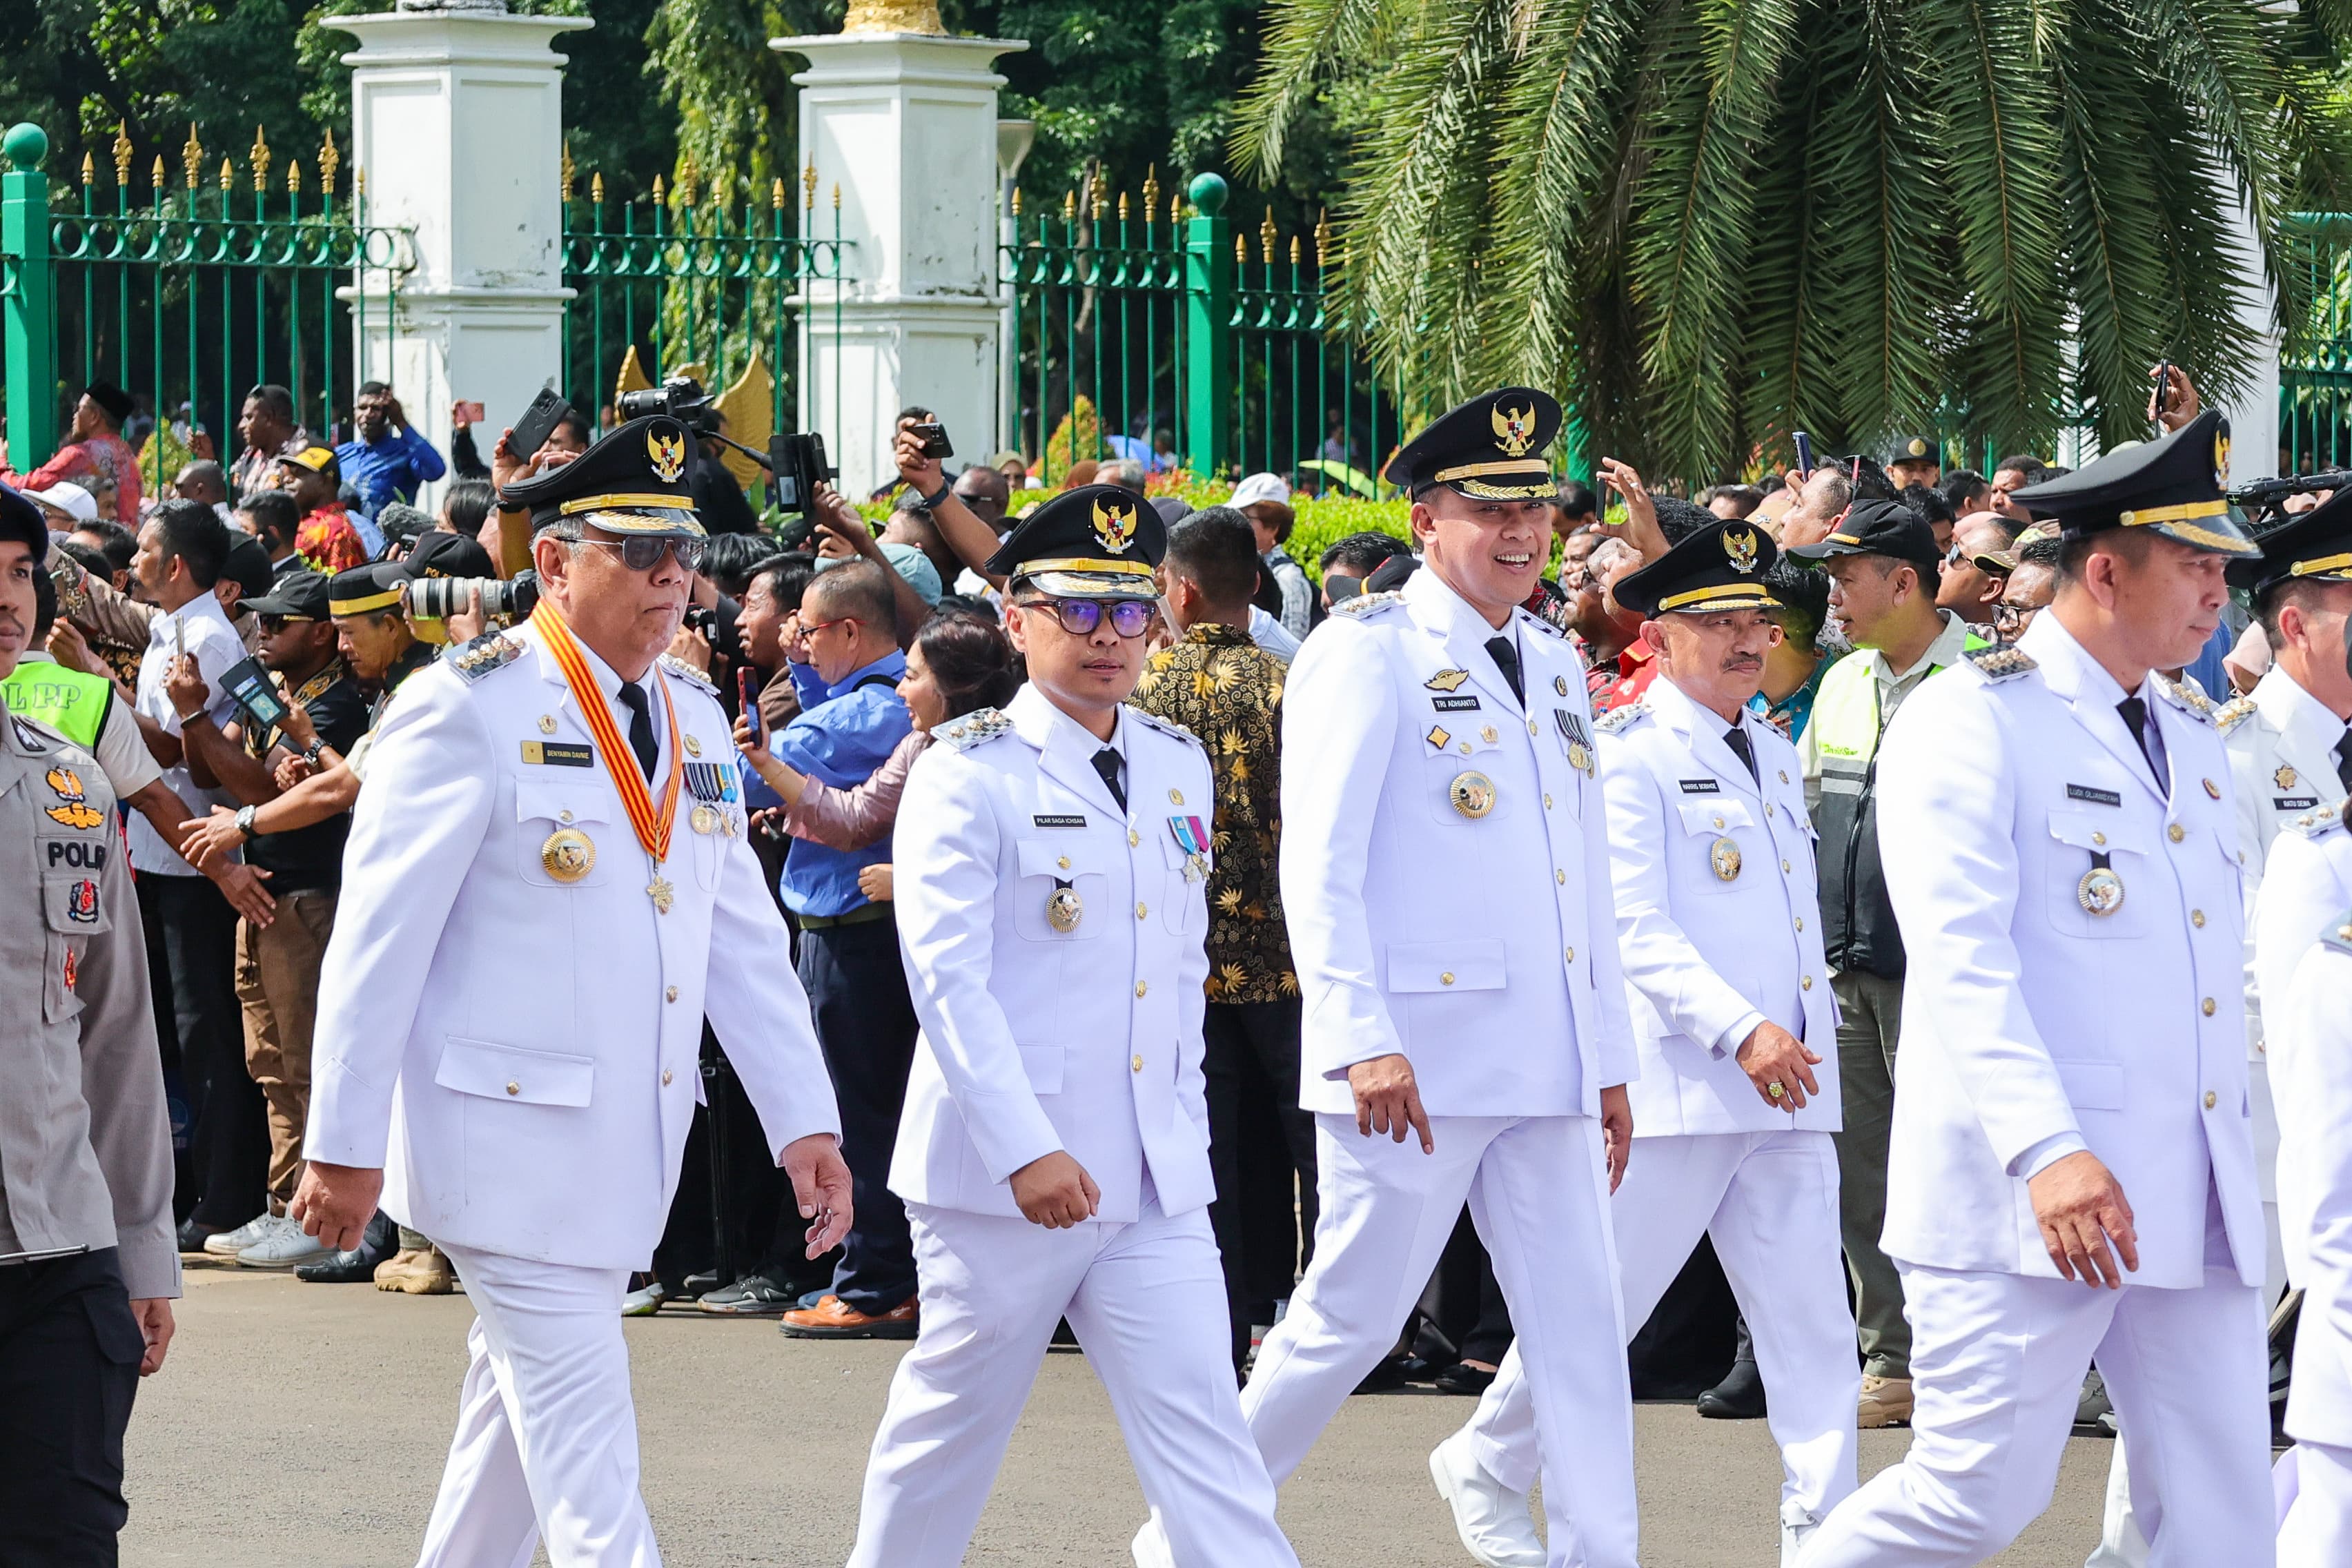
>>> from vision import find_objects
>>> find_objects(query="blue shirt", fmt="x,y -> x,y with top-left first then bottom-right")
770,649 -> 912,917
334,426 -> 447,516
2180,618 -> 2235,703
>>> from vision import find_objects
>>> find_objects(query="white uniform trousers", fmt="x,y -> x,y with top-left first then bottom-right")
846,1196 -> 1296,1568
1241,1113 -> 1635,1568
415,1242 -> 656,1568
1797,1261 -> 2272,1568
1463,1130 -> 1858,1527
2278,1441 -> 2352,1566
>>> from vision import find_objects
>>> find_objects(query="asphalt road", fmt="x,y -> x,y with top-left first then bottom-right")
123,1262 -> 2113,1567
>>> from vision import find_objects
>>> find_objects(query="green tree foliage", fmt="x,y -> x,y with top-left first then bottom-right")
1241,0 -> 2352,482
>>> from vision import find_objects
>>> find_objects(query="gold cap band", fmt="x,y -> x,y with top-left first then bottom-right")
329,588 -> 404,616
1431,458 -> 1554,484
2291,551 -> 2352,579
557,493 -> 702,517
2117,499 -> 2229,527
1656,585 -> 1783,613
1011,556 -> 1157,581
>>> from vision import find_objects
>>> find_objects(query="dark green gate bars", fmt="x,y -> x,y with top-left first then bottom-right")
558,149 -> 847,499
2282,213 -> 2352,476
1,121 -> 413,495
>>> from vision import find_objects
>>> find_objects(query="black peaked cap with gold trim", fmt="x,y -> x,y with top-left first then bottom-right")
2229,485 -> 2352,598
1382,386 -> 1562,500
986,484 -> 1165,599
1614,519 -> 1781,619
2011,409 -> 2256,557
499,414 -> 705,538
328,561 -> 410,618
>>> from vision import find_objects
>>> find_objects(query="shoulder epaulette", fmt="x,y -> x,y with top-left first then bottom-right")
658,653 -> 716,693
1126,707 -> 1203,749
2291,797 -> 2347,838
444,632 -> 523,683
1330,589 -> 1405,620
2158,676 -> 2214,723
1596,701 -> 1650,734
2322,908 -> 2352,957
8,713 -> 52,754
1963,645 -> 2037,683
1516,606 -> 1567,640
934,707 -> 1015,752
2213,695 -> 2259,735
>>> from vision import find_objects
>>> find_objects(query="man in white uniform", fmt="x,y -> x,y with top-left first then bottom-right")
845,486 -> 1297,1568
291,417 -> 852,1567
1800,410 -> 2273,1567
1432,521 -> 1856,1568
1141,389 -> 1642,1568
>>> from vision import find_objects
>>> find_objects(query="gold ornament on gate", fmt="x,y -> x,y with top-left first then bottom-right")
1046,885 -> 1085,933
541,827 -> 596,883
1709,837 -> 1743,881
2077,866 -> 2125,916
1449,770 -> 1497,819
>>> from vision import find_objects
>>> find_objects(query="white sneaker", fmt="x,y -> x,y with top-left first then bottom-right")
1430,1429 -> 1545,1568
1781,1500 -> 1822,1567
1130,1513 -> 1175,1568
235,1214 -> 332,1270
202,1211 -> 275,1257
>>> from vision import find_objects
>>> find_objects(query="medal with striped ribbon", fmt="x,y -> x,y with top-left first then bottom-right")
529,602 -> 684,911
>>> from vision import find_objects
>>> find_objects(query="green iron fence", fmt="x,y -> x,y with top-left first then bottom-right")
2282,212 -> 2352,476
1000,171 -> 1408,496
1,121 -> 413,500
560,151 -> 847,502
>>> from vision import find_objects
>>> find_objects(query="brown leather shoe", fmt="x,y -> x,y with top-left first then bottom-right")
778,1293 -> 918,1340
1857,1373 -> 1914,1428
374,1246 -> 456,1295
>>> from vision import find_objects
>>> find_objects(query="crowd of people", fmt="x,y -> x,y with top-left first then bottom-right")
2,356 -> 2351,1568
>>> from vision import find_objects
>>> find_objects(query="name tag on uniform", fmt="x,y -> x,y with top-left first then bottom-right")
1678,779 -> 1721,794
1033,814 -> 1088,829
521,741 -> 595,767
1432,695 -> 1481,712
2276,796 -> 2320,810
2066,783 -> 2121,807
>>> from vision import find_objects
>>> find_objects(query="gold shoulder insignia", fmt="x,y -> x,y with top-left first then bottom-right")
2322,905 -> 2352,957
2291,796 -> 2347,838
1331,590 -> 1406,620
444,632 -> 524,683
1963,645 -> 2037,683
2213,695 -> 2259,736
658,653 -> 717,693
935,707 -> 1015,752
1595,702 -> 1649,734
2157,676 -> 2213,722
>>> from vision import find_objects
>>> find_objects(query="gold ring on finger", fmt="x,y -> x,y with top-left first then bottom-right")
1766,1082 -> 1786,1099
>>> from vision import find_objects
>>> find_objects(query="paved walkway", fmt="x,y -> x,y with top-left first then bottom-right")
123,1262 -> 2112,1565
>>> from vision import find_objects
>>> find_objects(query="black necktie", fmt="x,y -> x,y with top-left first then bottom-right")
616,680 -> 659,782
1484,635 -> 1524,706
2116,696 -> 2161,781
2335,729 -> 2352,793
1725,723 -> 1759,785
1092,747 -> 1127,811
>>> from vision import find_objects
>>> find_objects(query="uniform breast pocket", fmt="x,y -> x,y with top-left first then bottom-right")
1012,837 -> 1108,942
1422,726 -> 1511,827
515,781 -> 614,888
39,852 -> 106,1023
2043,809 -> 2151,939
1675,798 -> 1757,895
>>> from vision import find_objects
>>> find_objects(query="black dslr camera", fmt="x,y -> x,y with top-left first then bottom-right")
615,375 -> 719,434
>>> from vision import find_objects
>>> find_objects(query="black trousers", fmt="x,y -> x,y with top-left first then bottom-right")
145,874 -> 266,1229
796,916 -> 919,1314
0,1249 -> 142,1567
1202,997 -> 1319,1370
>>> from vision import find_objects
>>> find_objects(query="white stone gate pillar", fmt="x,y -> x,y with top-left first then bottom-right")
774,16 -> 1027,498
332,1 -> 591,508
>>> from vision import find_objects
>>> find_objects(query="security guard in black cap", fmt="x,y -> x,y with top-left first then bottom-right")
1800,421 -> 2274,1565
848,484 -> 1302,1568
289,415 -> 847,1567
1888,434 -> 1942,490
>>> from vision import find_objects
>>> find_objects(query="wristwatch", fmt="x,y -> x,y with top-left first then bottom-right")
921,478 -> 955,511
300,738 -> 326,765
235,804 -> 259,843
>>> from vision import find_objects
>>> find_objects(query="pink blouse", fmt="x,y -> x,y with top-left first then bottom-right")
783,728 -> 930,851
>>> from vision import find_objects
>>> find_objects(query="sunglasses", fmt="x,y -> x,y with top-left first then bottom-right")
572,535 -> 707,574
1030,597 -> 1154,638
256,614 -> 316,634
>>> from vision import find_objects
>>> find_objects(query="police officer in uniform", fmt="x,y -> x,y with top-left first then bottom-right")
291,417 -> 851,1567
1143,390 -> 1642,1568
1432,520 -> 1856,1568
0,484 -> 179,1564
846,486 -> 1297,1568
1801,410 -> 2272,1567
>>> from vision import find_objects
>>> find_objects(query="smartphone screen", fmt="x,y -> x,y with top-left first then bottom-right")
737,668 -> 763,745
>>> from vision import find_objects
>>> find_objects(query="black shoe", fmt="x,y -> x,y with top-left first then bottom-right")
1432,1362 -> 1498,1397
1353,1353 -> 1413,1395
294,1211 -> 398,1283
177,1217 -> 223,1255
1695,1356 -> 1767,1419
696,1272 -> 798,1315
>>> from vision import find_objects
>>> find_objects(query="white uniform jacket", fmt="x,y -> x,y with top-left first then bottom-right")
1596,675 -> 1841,1135
306,621 -> 841,1271
2279,906 -> 2352,1446
1279,568 -> 1635,1119
887,685 -> 1217,1223
2222,667 -> 2351,1056
1874,614 -> 2263,1288
2254,802 -> 2352,1286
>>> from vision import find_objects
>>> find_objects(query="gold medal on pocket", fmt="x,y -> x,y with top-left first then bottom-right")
2078,864 -> 2125,915
1046,881 -> 1084,933
541,827 -> 596,883
1449,770 -> 1497,819
1709,836 -> 1742,881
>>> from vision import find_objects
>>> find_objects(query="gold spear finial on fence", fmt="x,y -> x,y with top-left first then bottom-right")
1063,189 -> 1076,222
651,172 -> 665,204
355,168 -> 365,199
286,157 -> 302,194
1090,181 -> 1106,223
1117,190 -> 1129,222
80,150 -> 94,187
1260,211 -> 1277,264
1315,208 -> 1332,266
591,171 -> 605,204
1170,190 -> 1184,226
832,182 -> 841,210
219,157 -> 233,193
317,130 -> 340,196
250,126 -> 271,192
113,121 -> 133,186
676,153 -> 698,208
803,161 -> 817,211
560,141 -> 574,202
1290,234 -> 1300,264
182,124 -> 203,190
772,175 -> 787,210
1234,234 -> 1246,264
151,155 -> 166,192
1142,164 -> 1159,220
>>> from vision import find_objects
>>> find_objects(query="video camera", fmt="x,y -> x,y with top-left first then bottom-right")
612,375 -> 837,520
406,571 -> 540,626
616,375 -> 720,435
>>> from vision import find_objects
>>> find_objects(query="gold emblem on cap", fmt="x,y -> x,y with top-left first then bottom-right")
1449,770 -> 1497,819
1908,438 -> 1930,458
2277,763 -> 2299,790
1723,525 -> 1761,574
1092,498 -> 1138,554
1425,668 -> 1470,693
1046,886 -> 1084,933
1490,401 -> 1536,458
1710,837 -> 1742,881
2078,865 -> 2125,916
540,827 -> 596,883
649,427 -> 687,483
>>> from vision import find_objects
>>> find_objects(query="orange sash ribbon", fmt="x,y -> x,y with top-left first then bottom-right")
530,601 -> 682,865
